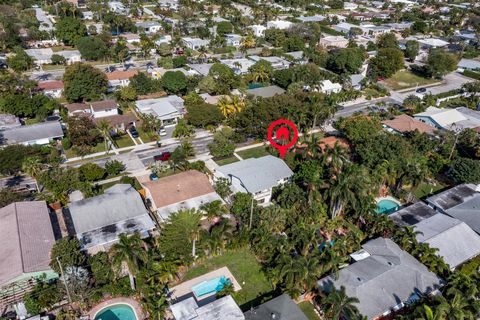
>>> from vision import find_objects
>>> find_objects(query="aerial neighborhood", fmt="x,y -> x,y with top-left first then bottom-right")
2,0 -> 480,319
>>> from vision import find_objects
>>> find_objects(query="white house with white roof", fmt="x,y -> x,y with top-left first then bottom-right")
215,155 -> 293,205
319,80 -> 342,94
182,37 -> 210,50
135,95 -> 185,126
221,58 -> 255,74
248,55 -> 290,70
248,25 -> 266,37
267,20 -> 293,30
414,106 -> 480,131
224,34 -> 242,47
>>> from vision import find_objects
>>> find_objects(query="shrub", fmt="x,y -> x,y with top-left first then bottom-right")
79,163 -> 106,181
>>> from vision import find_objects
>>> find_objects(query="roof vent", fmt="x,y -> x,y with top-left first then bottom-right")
387,261 -> 393,266
271,313 -> 276,319
357,277 -> 362,282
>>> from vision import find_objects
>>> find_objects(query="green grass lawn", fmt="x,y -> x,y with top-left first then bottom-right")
214,156 -> 239,166
112,134 -> 135,148
64,143 -> 107,158
136,127 -> 158,143
237,146 -> 270,159
383,70 -> 439,91
182,248 -> 273,309
298,302 -> 321,320
413,181 -> 447,199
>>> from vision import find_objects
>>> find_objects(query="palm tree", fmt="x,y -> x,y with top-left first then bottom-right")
97,120 -> 112,153
217,95 -> 245,117
200,200 -> 229,221
110,232 -> 148,290
321,286 -> 361,320
22,157 -> 44,178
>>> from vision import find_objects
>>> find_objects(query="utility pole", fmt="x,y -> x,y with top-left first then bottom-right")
56,257 -> 73,307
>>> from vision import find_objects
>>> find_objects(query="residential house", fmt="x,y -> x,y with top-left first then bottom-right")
182,37 -> 210,50
221,58 -> 255,74
106,70 -> 138,91
297,15 -> 326,23
248,25 -> 266,37
158,0 -> 179,10
249,55 -> 290,70
267,20 -> 293,30
64,103 -> 92,116
25,49 -> 81,65
457,58 -> 480,72
224,34 -> 242,47
90,100 -> 119,118
0,121 -> 63,146
170,295 -> 244,320
135,21 -> 162,34
390,202 -> 480,269
344,2 -> 359,10
382,115 -> 437,135
57,50 -> 82,64
187,63 -> 214,76
149,67 -> 191,79
155,35 -> 173,46
34,8 -> 54,32
108,1 -> 128,14
37,80 -> 64,98
426,184 -> 480,235
0,114 -> 21,130
0,202 -> 57,301
414,106 -> 480,131
246,85 -> 286,98
349,73 -> 365,90
284,51 -> 307,64
67,184 -> 155,253
199,93 -> 225,105
319,80 -> 342,94
244,294 -> 308,320
215,155 -> 293,205
318,238 -> 443,320
93,113 -> 137,131
142,170 -> 223,221
135,95 -> 185,126
417,38 -> 450,49
319,35 -> 349,48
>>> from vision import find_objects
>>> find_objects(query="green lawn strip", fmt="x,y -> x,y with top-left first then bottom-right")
64,143 -> 107,159
298,301 -> 321,320
182,248 -> 273,308
413,181 -> 447,199
214,156 -> 239,166
112,134 -> 135,148
237,146 -> 270,159
137,127 -> 158,143
383,70 -> 438,91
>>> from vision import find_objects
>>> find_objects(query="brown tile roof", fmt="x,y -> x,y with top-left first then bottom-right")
142,170 -> 215,208
106,70 -> 138,80
93,113 -> 137,126
90,99 -> 117,111
319,136 -> 350,151
382,115 -> 436,134
38,80 -> 64,90
0,201 -> 55,286
64,102 -> 88,113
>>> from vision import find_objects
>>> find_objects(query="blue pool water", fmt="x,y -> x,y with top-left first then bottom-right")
376,199 -> 400,215
95,304 -> 136,320
191,276 -> 230,297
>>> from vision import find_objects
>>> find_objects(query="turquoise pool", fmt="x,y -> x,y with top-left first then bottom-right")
191,276 -> 230,297
95,304 -> 136,320
376,199 -> 400,215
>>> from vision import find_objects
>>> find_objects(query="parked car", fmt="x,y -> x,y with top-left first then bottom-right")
158,127 -> 167,136
416,87 -> 427,93
154,151 -> 171,162
129,126 -> 139,138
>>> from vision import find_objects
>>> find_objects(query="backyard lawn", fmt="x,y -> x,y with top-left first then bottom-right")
182,248 -> 273,310
383,70 -> 439,91
298,301 -> 321,320
214,156 -> 239,166
413,181 -> 447,199
237,146 -> 270,159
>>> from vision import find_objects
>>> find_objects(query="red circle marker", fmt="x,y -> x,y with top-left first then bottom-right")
267,119 -> 298,159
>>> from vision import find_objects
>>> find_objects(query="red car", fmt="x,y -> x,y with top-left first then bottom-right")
154,152 -> 171,162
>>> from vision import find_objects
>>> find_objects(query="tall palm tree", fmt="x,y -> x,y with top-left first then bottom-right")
322,286 -> 361,320
97,120 -> 112,153
22,157 -> 44,178
217,95 -> 245,117
200,200 -> 229,221
110,232 -> 148,290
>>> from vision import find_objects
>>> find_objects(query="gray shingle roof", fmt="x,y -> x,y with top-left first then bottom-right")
426,183 -> 478,212
171,295 -> 244,320
244,294 -> 308,320
246,85 -> 286,98
68,184 -> 154,249
317,238 -> 443,320
216,155 -> 293,194
1,121 -> 63,145
445,196 -> 480,235
0,201 -> 56,286
414,214 -> 480,268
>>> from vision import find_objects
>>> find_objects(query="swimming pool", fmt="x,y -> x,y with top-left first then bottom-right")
191,276 -> 230,297
94,304 -> 137,320
376,199 -> 400,215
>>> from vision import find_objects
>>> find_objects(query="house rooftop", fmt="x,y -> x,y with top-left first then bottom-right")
142,170 -> 216,209
1,121 -> 63,145
171,295 -> 244,320
382,115 -> 436,134
246,85 -> 285,98
389,202 -> 438,227
415,106 -> 468,130
38,80 -> 64,90
68,184 -> 154,249
216,155 -> 293,194
90,99 -> 117,111
318,237 -> 443,319
244,294 -> 308,320
0,201 -> 56,286
426,183 -> 479,212
414,213 -> 480,268
106,70 -> 138,80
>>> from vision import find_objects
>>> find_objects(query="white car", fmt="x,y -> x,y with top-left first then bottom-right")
159,128 -> 167,136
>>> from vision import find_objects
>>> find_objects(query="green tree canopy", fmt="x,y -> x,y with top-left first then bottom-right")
161,71 -> 187,94
55,17 -> 87,46
368,48 -> 404,78
7,49 -> 34,72
77,36 -> 109,61
326,48 -> 365,75
63,63 -> 108,102
49,237 -> 86,274
426,49 -> 458,79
